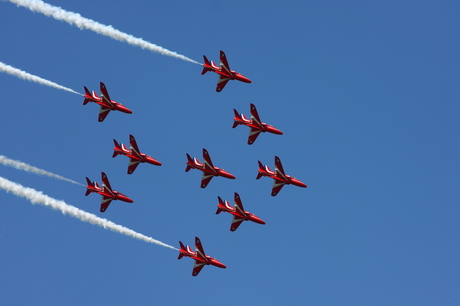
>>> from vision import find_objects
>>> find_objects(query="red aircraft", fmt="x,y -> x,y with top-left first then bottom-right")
233,103 -> 283,145
201,50 -> 252,92
216,192 -> 265,231
185,148 -> 236,188
112,134 -> 162,174
83,82 -> 132,122
178,237 -> 226,276
85,172 -> 133,212
257,156 -> 307,196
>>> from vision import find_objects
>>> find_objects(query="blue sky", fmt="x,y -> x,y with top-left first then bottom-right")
0,0 -> 459,305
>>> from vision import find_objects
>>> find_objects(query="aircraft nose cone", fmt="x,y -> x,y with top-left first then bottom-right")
258,218 -> 266,225
121,196 -> 134,203
242,76 -> 252,83
253,216 -> 266,225
119,105 -> 133,114
296,181 -> 307,188
268,127 -> 283,135
147,157 -> 162,166
236,74 -> 252,83
219,170 -> 236,179
213,260 -> 226,269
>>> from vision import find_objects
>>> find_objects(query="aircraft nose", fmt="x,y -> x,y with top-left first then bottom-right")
253,216 -> 266,225
213,260 -> 227,269
120,105 -> 133,114
147,157 -> 162,166
268,127 -> 283,135
295,180 -> 307,188
243,76 -> 252,83
121,195 -> 134,203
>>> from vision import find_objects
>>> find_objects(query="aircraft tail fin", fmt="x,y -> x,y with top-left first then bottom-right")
256,161 -> 264,180
201,55 -> 210,75
83,86 -> 91,105
185,154 -> 193,172
216,196 -> 225,214
112,139 -> 121,158
232,109 -> 240,128
178,241 -> 187,259
85,177 -> 93,196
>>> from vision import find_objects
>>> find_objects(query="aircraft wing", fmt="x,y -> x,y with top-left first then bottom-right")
216,75 -> 230,92
192,261 -> 206,276
274,156 -> 287,180
234,192 -> 246,215
230,216 -> 244,231
201,172 -> 214,188
271,180 -> 286,196
129,134 -> 142,159
127,158 -> 141,174
248,128 -> 262,145
100,196 -> 113,212
101,172 -> 114,196
99,82 -> 113,105
202,149 -> 215,171
98,106 -> 111,122
194,237 -> 207,261
250,103 -> 264,128
219,50 -> 231,75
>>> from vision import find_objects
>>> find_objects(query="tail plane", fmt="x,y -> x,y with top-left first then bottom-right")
256,161 -> 265,179
185,154 -> 193,172
201,56 -> 211,75
232,109 -> 240,128
178,241 -> 187,259
216,196 -> 226,214
85,177 -> 93,196
112,139 -> 121,157
83,86 -> 92,105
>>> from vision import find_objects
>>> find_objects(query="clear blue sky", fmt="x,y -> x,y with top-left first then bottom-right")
1,1 -> 459,305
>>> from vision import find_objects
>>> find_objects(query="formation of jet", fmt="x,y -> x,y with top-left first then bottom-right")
83,82 -> 132,122
257,156 -> 307,196
85,172 -> 133,212
201,50 -> 252,92
76,50 -> 306,276
112,134 -> 162,174
216,192 -> 265,231
233,103 -> 283,144
185,148 -> 236,188
178,237 -> 226,276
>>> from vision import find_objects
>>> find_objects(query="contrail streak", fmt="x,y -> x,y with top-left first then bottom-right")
0,176 -> 177,250
0,155 -> 84,186
0,61 -> 82,95
8,0 -> 200,64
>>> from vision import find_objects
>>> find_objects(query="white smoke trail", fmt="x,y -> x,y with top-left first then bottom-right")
0,176 -> 178,250
0,62 -> 82,95
0,155 -> 84,186
8,0 -> 200,64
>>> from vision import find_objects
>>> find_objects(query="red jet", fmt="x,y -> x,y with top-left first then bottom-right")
202,50 -> 251,92
85,172 -> 133,212
257,156 -> 307,196
178,237 -> 226,276
216,192 -> 265,231
233,103 -> 283,145
185,148 -> 236,188
112,134 -> 162,174
83,82 -> 132,122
